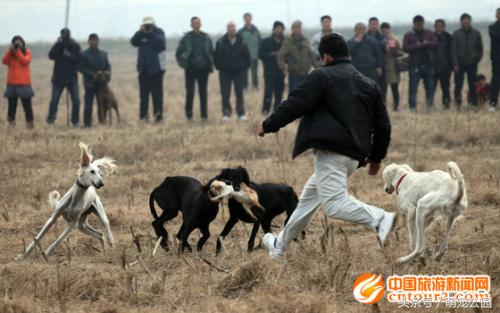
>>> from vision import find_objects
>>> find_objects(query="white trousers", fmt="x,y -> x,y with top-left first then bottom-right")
275,150 -> 386,250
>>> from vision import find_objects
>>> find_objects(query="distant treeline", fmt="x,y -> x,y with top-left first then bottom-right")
0,21 -> 493,58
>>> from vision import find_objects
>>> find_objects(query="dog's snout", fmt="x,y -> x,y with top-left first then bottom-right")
225,181 -> 232,186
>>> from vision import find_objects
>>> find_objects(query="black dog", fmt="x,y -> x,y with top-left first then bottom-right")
213,166 -> 300,253
149,176 -> 231,252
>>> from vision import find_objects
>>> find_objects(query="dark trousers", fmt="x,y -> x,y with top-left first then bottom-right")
409,65 -> 434,109
185,68 -> 210,119
83,86 -> 102,127
383,83 -> 400,110
219,69 -> 245,117
454,64 -> 478,106
490,61 -> 500,106
47,82 -> 80,125
434,70 -> 452,108
288,74 -> 306,94
8,97 -> 33,123
139,71 -> 164,121
244,59 -> 259,89
262,73 -> 285,113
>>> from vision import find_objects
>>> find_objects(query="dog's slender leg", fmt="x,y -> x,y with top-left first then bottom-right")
92,199 -> 114,247
407,212 -> 416,251
45,221 -> 78,256
433,216 -> 454,261
196,224 -> 210,251
397,202 -> 432,264
78,214 -> 105,249
247,222 -> 260,252
180,221 -> 196,253
114,106 -> 120,124
216,216 -> 238,254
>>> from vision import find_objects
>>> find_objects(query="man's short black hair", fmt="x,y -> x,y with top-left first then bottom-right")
435,19 -> 446,26
318,33 -> 349,58
413,15 -> 425,23
460,13 -> 472,21
88,33 -> 99,41
369,17 -> 379,23
191,16 -> 200,22
321,15 -> 331,22
273,20 -> 285,30
243,12 -> 252,18
380,22 -> 391,29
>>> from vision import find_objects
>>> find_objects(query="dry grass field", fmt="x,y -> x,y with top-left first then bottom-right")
0,50 -> 499,313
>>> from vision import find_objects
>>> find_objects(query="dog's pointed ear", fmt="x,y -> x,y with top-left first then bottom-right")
238,166 -> 250,184
79,142 -> 93,167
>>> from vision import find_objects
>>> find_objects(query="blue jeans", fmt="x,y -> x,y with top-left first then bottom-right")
288,74 -> 306,94
47,82 -> 80,125
408,65 -> 434,109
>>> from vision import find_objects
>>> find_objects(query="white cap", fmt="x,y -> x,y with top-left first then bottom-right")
142,16 -> 155,25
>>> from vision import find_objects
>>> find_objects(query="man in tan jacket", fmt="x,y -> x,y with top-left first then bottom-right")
277,20 -> 318,93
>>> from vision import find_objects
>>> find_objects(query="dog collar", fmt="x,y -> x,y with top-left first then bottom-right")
75,179 -> 89,190
395,173 -> 407,195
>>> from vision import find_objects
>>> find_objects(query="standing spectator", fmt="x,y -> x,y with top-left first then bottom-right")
381,23 -> 403,111
489,8 -> 500,112
452,13 -> 483,109
176,17 -> 214,121
239,13 -> 261,90
259,21 -> 285,115
311,15 -> 334,61
2,36 -> 34,128
46,28 -> 81,126
347,23 -> 382,81
403,15 -> 437,112
131,16 -> 166,123
367,17 -> 387,91
214,21 -> 251,122
433,19 -> 453,110
79,33 -> 111,127
256,34 -> 395,260
277,20 -> 317,93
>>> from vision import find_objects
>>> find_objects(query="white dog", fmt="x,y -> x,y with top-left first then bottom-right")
16,143 -> 117,260
382,162 -> 467,264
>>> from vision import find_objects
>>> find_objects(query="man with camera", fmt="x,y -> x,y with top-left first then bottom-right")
131,16 -> 166,123
46,28 -> 82,126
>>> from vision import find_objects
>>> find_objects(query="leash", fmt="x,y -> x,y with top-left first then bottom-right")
75,179 -> 88,190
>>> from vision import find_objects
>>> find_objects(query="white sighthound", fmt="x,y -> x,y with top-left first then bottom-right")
353,274 -> 384,304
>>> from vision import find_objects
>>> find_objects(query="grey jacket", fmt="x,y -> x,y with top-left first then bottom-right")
452,27 -> 483,66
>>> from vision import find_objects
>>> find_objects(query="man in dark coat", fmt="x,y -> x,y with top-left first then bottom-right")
131,16 -> 166,122
256,34 -> 395,260
46,28 -> 82,126
452,13 -> 483,109
489,8 -> 500,112
214,21 -> 251,121
176,16 -> 214,121
347,22 -> 382,81
433,19 -> 453,109
367,17 -> 387,92
79,33 -> 111,127
259,21 -> 285,114
403,15 -> 437,111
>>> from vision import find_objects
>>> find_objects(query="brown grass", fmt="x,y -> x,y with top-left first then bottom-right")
0,52 -> 499,312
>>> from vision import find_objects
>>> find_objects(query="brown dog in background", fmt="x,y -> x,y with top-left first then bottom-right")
94,71 -> 120,125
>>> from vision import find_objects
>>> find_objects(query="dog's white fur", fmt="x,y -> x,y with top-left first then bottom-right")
382,162 -> 467,264
16,143 -> 117,260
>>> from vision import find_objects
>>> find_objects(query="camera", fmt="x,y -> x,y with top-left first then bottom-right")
144,24 -> 153,32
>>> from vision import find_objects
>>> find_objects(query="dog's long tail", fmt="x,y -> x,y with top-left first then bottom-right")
447,161 -> 465,205
48,191 -> 61,209
149,190 -> 159,220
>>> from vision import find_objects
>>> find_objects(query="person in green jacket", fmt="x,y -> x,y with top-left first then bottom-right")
176,17 -> 214,121
239,12 -> 261,90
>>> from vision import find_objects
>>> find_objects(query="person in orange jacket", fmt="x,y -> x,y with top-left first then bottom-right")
2,35 -> 34,128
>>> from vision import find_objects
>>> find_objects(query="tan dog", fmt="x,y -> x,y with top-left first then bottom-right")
94,71 -> 120,125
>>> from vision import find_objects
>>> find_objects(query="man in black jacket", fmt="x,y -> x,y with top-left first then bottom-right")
46,28 -> 82,126
257,34 -> 395,260
79,33 -> 111,127
259,21 -> 285,114
214,21 -> 251,121
433,19 -> 453,109
490,8 -> 500,112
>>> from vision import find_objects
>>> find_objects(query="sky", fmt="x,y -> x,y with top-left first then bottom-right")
0,0 -> 498,43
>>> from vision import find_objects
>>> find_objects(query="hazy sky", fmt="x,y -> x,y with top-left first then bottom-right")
0,0 -> 498,43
